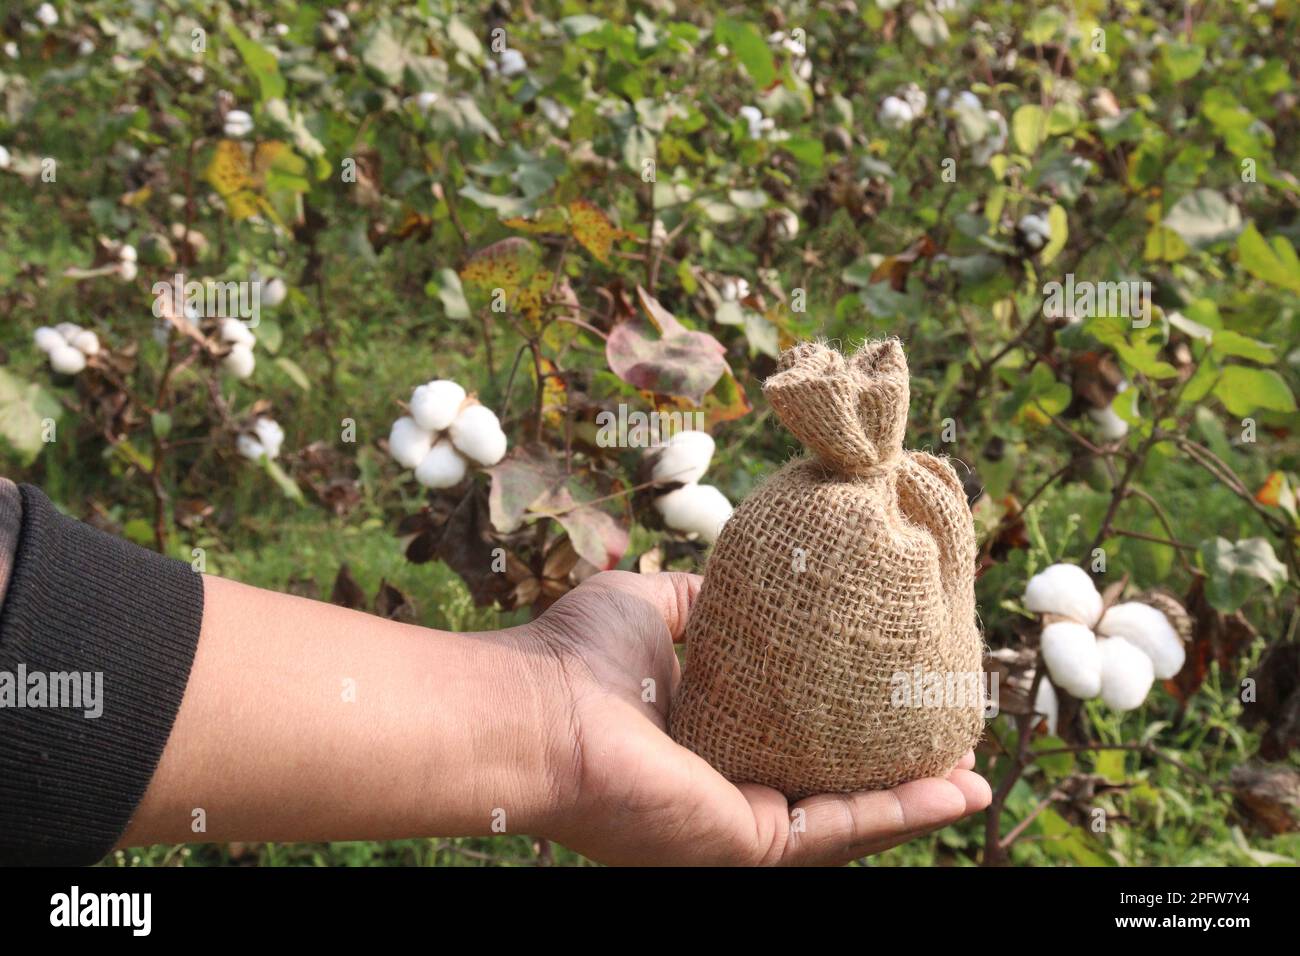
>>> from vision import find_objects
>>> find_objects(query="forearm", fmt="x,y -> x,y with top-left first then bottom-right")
120,575 -> 564,847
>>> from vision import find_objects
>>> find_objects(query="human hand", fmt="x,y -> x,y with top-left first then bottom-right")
524,570 -> 992,866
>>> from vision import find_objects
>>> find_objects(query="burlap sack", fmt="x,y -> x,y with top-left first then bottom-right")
669,338 -> 985,799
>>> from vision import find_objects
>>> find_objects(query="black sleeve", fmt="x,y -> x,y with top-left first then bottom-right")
0,484 -> 204,865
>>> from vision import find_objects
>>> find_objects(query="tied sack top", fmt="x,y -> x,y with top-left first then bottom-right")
669,338 -> 985,799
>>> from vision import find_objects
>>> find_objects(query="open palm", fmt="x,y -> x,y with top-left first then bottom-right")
529,570 -> 991,866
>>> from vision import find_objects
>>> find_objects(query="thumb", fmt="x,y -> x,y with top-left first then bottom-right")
591,570 -> 702,642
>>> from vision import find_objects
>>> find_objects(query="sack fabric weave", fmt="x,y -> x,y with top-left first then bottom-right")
669,339 -> 985,799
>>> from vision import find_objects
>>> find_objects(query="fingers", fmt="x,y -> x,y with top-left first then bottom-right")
771,773 -> 989,866
956,750 -> 976,771
590,570 -> 703,642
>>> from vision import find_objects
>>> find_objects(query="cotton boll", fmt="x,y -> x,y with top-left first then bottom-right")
49,343 -> 87,375
118,259 -> 138,281
737,105 -> 772,140
219,317 -> 256,347
0,145 -> 10,168
69,329 -> 100,356
1087,405 -> 1129,440
414,440 -> 468,489
1097,602 -> 1185,679
252,417 -> 285,460
223,343 -> 256,379
497,48 -> 526,77
655,484 -> 733,544
955,90 -> 982,111
118,244 -> 137,263
1024,563 -> 1104,627
901,83 -> 927,118
34,327 -> 64,352
1040,621 -> 1102,698
389,416 -> 434,470
449,404 -> 508,466
261,277 -> 287,307
1033,677 -> 1059,737
1018,213 -> 1052,250
1097,637 -> 1155,711
774,208 -> 799,240
971,110 -> 1007,166
56,322 -> 81,341
237,433 -> 267,461
410,379 -> 466,432
35,3 -> 58,27
651,430 -> 715,485
415,91 -> 439,111
877,95 -> 915,130
223,109 -> 254,138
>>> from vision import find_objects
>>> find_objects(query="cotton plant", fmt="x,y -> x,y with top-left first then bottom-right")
645,430 -> 733,544
237,416 -> 286,462
387,378 -> 508,489
737,105 -> 774,141
946,90 -> 1007,166
1016,212 -> 1052,251
1087,382 -> 1132,441
218,317 -> 259,380
223,108 -> 254,138
117,243 -> 137,281
1023,563 -> 1186,727
34,322 -> 100,375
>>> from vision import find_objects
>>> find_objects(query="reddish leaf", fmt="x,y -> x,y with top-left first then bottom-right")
484,444 -> 568,533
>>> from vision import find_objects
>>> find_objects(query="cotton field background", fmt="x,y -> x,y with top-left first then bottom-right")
1,0 -> 1297,867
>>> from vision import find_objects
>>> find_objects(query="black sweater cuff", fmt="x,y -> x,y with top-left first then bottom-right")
0,485 -> 204,865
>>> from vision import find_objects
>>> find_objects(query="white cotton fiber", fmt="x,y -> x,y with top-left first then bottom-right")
389,416 -> 434,470
69,329 -> 100,356
651,430 -> 715,485
34,327 -> 65,352
411,379 -> 466,432
222,343 -> 255,379
1097,637 -> 1155,711
414,439 -> 468,489
1097,601 -> 1185,679
1033,677 -> 1059,737
1024,563 -> 1104,628
49,343 -> 87,375
654,483 -> 733,544
449,404 -> 508,466
1040,620 -> 1102,699
220,318 -> 257,347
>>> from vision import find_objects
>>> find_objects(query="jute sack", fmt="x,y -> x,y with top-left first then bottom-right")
669,338 -> 985,799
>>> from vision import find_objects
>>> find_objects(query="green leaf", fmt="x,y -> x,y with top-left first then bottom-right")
151,411 -> 173,440
434,267 -> 470,320
1012,104 -> 1048,154
1163,189 -> 1243,250
264,459 -> 305,504
1210,330 -> 1274,364
1214,366 -> 1296,416
1040,204 -> 1068,265
1161,42 -> 1205,82
223,21 -> 285,101
0,370 -> 61,465
275,357 -> 312,392
1237,223 -> 1300,293
1199,537 -> 1288,613
714,17 -> 775,88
